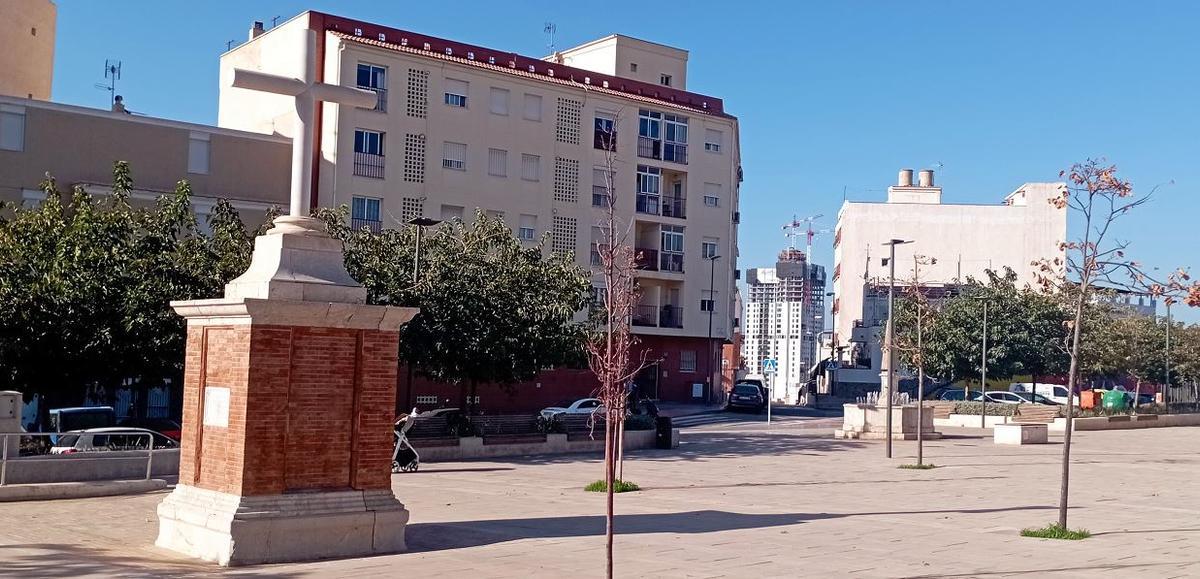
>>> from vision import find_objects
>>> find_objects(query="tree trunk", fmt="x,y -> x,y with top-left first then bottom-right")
1059,297 -> 1085,529
617,414 -> 626,480
604,406 -> 616,579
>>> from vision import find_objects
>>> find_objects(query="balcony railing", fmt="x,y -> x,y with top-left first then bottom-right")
353,151 -> 385,179
637,136 -> 661,160
659,252 -> 684,273
351,217 -> 382,233
592,185 -> 610,208
633,247 -> 658,271
636,194 -> 660,215
661,195 -> 686,219
358,86 -> 387,112
633,305 -> 658,327
659,305 -> 683,329
663,142 -> 688,164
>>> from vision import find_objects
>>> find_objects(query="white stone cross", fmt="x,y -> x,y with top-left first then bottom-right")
231,29 -> 377,218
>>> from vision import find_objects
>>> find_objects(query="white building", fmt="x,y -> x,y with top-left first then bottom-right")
831,168 -> 1066,388
217,12 -> 741,403
743,249 -> 826,402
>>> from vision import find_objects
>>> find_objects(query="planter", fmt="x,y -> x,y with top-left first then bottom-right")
1050,413 -> 1200,431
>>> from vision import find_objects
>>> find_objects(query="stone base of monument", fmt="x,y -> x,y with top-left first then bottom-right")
156,485 -> 409,566
835,403 -> 941,440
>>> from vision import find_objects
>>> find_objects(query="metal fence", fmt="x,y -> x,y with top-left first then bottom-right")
1,431 -> 162,486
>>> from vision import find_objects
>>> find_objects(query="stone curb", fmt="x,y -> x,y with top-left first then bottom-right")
0,478 -> 168,502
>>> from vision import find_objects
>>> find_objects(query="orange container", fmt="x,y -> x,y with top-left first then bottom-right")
1079,390 -> 1101,409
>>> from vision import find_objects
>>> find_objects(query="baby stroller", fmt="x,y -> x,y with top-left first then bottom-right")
391,409 -> 420,473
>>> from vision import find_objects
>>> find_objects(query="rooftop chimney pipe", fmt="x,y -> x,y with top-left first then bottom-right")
918,169 -> 934,187
898,169 -> 914,187
249,21 -> 265,41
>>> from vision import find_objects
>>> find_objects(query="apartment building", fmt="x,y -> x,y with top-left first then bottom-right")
743,249 -> 826,402
831,168 -> 1066,388
219,12 -> 741,406
0,0 -> 56,101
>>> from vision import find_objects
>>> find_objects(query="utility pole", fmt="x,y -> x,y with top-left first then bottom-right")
706,254 -> 721,405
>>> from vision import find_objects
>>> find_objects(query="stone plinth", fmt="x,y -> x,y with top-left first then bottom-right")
835,403 -> 941,440
993,423 -> 1048,445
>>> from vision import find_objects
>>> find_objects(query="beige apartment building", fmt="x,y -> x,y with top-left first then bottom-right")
0,94 -> 289,224
219,12 -> 742,405
830,168 -> 1066,389
0,0 -> 56,101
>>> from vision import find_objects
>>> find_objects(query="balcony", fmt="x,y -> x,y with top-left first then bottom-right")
358,86 -> 387,112
636,194 -> 660,216
663,142 -> 688,164
659,252 -> 684,273
350,217 -> 382,233
637,136 -> 661,160
633,305 -> 658,327
353,151 -> 385,179
632,304 -> 683,329
634,247 -> 658,271
661,195 -> 686,219
659,305 -> 683,329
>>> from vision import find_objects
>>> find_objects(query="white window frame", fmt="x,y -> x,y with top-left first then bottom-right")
444,78 -> 468,108
523,93 -> 542,121
351,196 -> 382,222
354,129 -> 385,155
680,350 -> 696,372
187,132 -> 210,175
489,87 -> 509,115
442,141 -> 467,170
521,153 -> 541,181
660,73 -> 672,87
661,225 -> 684,254
0,105 -> 27,152
488,148 -> 507,177
703,195 -> 720,207
518,214 -> 537,240
702,237 -> 719,259
704,128 -> 723,153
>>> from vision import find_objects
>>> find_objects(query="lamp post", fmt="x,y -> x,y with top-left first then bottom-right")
705,254 -> 721,405
975,295 -> 990,429
1165,300 -> 1172,413
401,216 -> 442,414
826,291 -> 836,398
881,239 -> 912,458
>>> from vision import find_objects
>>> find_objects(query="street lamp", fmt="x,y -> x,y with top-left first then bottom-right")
826,291 -> 837,397
408,217 -> 442,284
1165,300 -> 1173,413
974,294 -> 991,429
881,238 -> 913,459
705,254 -> 721,406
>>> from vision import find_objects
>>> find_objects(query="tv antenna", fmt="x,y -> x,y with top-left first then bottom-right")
544,22 -> 557,53
271,15 -> 281,27
93,60 -> 122,106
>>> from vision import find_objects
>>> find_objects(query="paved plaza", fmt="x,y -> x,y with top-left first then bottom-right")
1,420 -> 1198,578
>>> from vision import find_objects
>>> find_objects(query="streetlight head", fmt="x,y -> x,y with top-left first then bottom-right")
881,239 -> 913,247
707,254 -> 721,261
408,217 -> 442,227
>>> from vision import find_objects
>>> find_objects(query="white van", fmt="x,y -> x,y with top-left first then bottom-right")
1009,383 -> 1072,405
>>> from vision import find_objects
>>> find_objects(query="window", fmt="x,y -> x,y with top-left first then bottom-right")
680,351 -> 696,372
593,113 -> 616,150
638,110 -> 661,139
442,141 -> 467,170
660,74 -> 672,87
521,154 -> 541,181
355,129 -> 384,155
441,204 -> 464,222
444,78 -> 468,107
636,165 -> 661,214
661,225 -> 684,272
489,87 -> 509,115
700,296 -> 715,312
704,128 -> 723,152
663,114 -> 688,164
702,237 -> 719,259
523,93 -> 542,121
356,63 -> 387,111
630,62 -> 638,73
592,167 -> 613,207
704,182 -> 722,207
488,148 -> 507,177
351,196 -> 382,232
0,105 -> 26,152
518,214 -> 536,241
187,132 -> 210,175
415,395 -> 438,405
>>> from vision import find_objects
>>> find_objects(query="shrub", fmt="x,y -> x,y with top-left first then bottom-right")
585,479 -> 640,493
952,402 -> 1018,416
1020,523 -> 1090,540
625,414 -> 657,431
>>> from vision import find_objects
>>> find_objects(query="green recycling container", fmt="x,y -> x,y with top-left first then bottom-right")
1102,389 -> 1129,411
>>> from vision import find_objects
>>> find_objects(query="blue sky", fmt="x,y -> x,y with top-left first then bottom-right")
51,1 -> 1200,319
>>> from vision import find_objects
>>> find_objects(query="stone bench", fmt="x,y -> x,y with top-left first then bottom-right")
993,423 -> 1048,445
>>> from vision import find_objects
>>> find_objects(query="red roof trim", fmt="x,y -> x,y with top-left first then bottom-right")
313,11 -> 729,118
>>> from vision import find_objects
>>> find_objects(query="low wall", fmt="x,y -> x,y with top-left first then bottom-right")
934,414 -> 1016,429
1050,413 -> 1200,431
2,449 -> 180,485
415,429 -> 677,462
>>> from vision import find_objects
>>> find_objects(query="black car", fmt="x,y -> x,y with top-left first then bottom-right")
727,383 -> 766,413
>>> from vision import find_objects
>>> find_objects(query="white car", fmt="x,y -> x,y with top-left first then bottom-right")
50,427 -> 179,454
1009,383 -> 1073,405
539,398 -> 604,420
973,391 -> 1026,405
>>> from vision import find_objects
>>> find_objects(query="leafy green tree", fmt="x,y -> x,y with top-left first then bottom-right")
318,207 -> 592,412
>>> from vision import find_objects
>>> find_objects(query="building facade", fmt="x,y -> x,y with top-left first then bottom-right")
218,12 -> 741,406
743,249 -> 826,402
831,168 -> 1066,387
0,0 -> 56,101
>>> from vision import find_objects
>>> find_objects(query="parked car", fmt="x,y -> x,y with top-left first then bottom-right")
50,427 -> 179,454
977,391 -> 1028,405
727,383 -> 766,413
117,417 -> 182,441
1010,391 -> 1060,405
938,389 -> 981,402
48,406 -> 116,433
539,398 -> 604,420
1009,383 -> 1073,405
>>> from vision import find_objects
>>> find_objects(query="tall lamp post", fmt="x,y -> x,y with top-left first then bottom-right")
400,216 -> 442,414
1165,300 -> 1172,413
881,239 -> 913,458
705,254 -> 721,405
975,295 -> 990,429
826,291 -> 837,397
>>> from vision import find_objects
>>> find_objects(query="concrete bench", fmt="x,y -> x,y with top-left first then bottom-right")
994,423 -> 1048,445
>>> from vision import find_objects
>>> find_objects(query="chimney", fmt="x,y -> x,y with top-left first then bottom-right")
898,169 -> 913,187
918,169 -> 934,187
249,21 -> 265,41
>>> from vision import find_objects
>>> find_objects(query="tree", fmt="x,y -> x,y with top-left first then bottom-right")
890,255 -> 938,466
1032,159 -> 1200,531
318,207 -> 592,412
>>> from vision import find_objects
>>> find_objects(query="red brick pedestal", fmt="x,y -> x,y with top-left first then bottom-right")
155,217 -> 418,565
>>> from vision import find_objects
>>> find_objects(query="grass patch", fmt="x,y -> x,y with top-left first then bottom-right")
1020,523 -> 1091,540
897,463 -> 937,470
584,479 -> 641,493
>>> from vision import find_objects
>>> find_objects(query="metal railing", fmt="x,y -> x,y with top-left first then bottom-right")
637,136 -> 661,160
659,252 -> 684,273
357,86 -> 388,112
351,217 -> 382,233
661,195 -> 686,219
353,151 -> 385,179
636,194 -> 660,215
663,142 -> 688,164
592,185 -> 610,207
659,305 -> 683,328
634,247 -> 658,271
633,305 -> 658,327
1,431 -> 160,486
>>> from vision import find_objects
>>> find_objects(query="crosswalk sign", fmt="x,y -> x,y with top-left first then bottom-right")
762,358 -> 778,374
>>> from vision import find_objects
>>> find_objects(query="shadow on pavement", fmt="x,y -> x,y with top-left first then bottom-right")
0,543 -> 301,579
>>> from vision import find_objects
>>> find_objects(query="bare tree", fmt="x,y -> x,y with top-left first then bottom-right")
1034,159 -> 1199,531
891,255 -> 938,466
585,112 -> 650,578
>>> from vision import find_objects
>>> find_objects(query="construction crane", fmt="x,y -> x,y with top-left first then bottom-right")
782,214 -> 831,263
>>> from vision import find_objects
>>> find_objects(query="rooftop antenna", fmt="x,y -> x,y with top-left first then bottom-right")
544,22 -> 557,53
94,59 -> 121,107
226,39 -> 237,50
271,15 -> 281,27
